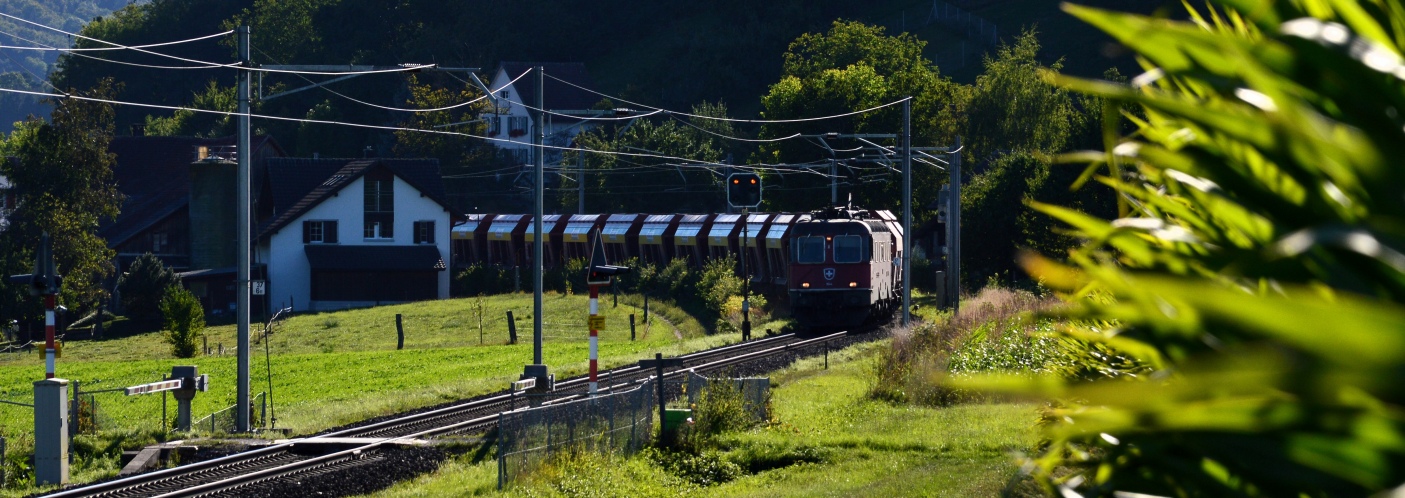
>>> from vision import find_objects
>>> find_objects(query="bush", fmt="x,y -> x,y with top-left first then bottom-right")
160,286 -> 204,358
453,263 -> 515,296
116,253 -> 179,321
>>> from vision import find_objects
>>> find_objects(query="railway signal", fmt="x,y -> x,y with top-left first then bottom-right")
585,231 -> 630,394
727,173 -> 762,209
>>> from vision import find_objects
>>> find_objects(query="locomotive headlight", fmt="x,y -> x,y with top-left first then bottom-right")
849,282 -> 857,288
802,282 -> 810,288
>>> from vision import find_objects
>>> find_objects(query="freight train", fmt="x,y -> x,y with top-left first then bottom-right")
450,207 -> 903,330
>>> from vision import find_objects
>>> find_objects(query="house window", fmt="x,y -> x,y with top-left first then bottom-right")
364,170 -> 394,239
414,221 -> 436,244
303,220 -> 338,244
150,232 -> 168,253
500,90 -> 510,99
508,116 -> 528,137
487,116 -> 500,135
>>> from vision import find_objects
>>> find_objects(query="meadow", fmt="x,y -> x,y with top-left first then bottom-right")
0,292 -> 774,494
360,340 -> 1040,497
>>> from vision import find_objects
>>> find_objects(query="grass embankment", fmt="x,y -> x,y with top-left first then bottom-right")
0,293 -> 746,435
0,292 -> 775,495
361,341 -> 1041,497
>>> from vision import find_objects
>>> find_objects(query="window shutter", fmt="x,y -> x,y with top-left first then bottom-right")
303,221 -> 311,243
427,221 -> 435,244
326,221 -> 338,243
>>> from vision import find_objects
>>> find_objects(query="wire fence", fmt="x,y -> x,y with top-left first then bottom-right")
497,373 -> 772,488
71,381 -> 168,435
685,373 -> 771,423
192,392 -> 267,434
497,379 -> 657,489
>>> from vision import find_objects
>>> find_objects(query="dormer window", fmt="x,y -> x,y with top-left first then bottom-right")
364,170 -> 394,240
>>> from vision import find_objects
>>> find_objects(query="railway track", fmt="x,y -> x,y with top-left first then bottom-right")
43,330 -> 864,498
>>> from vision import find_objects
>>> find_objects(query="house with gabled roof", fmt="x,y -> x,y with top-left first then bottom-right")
484,62 -> 607,166
255,158 -> 457,312
101,134 -> 284,273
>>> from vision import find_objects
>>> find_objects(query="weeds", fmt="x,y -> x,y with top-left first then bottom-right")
869,287 -> 1060,405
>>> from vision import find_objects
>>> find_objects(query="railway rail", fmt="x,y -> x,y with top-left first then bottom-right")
43,330 -> 863,498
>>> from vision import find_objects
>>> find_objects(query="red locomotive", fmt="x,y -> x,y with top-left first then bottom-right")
787,207 -> 904,330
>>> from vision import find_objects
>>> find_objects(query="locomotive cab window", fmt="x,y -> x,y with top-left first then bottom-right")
833,235 -> 865,263
796,236 -> 826,264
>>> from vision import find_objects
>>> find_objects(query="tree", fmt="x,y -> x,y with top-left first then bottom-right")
116,253 -> 179,322
0,79 -> 123,327
563,102 -> 729,214
160,285 -> 204,358
965,29 -> 1077,162
756,20 -> 967,216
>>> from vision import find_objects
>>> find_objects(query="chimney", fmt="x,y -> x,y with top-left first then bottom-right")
130,123 -> 145,137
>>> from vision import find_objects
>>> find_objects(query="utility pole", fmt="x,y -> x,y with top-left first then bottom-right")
950,135 -> 962,314
741,209 -> 751,341
901,97 -> 912,326
533,65 -> 544,366
820,160 -> 831,205
235,25 -> 252,433
577,149 -> 585,214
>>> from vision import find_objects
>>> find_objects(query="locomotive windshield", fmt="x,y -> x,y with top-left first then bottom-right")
833,235 -> 864,263
796,236 -> 826,264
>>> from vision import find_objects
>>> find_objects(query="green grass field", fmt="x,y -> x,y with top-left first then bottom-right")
0,292 -> 788,495
0,292 -> 741,441
361,341 -> 1040,497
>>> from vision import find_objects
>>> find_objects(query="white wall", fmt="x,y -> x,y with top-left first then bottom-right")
263,174 -> 452,312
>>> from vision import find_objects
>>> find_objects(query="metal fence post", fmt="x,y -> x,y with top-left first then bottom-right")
497,412 -> 506,490
69,380 -> 79,438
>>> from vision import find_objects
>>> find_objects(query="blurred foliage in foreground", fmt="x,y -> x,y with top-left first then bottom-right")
959,0 -> 1405,496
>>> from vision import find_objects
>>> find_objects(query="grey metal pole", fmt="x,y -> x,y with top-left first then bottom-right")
533,65 -> 544,365
235,25 -> 252,433
578,149 -> 585,214
901,98 -> 912,326
820,159 -> 831,206
951,135 -> 962,314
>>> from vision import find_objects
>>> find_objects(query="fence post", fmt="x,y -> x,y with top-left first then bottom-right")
497,412 -> 506,490
395,314 -> 404,350
629,314 -> 636,341
643,294 -> 648,323
506,311 -> 517,344
68,380 -> 79,438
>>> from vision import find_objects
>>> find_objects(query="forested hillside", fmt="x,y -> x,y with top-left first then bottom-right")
10,0 -> 1166,284
0,0 -> 134,129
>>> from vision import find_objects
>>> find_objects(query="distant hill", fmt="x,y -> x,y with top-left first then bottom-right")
35,0 -> 1169,146
0,0 -> 139,130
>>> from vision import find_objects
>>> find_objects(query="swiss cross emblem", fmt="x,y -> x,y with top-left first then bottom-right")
823,268 -> 835,280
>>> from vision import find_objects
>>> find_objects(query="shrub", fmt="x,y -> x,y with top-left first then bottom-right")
159,285 -> 204,358
116,253 -> 179,321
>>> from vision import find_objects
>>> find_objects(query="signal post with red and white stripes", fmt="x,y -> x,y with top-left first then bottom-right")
588,284 -> 601,394
584,229 -> 629,396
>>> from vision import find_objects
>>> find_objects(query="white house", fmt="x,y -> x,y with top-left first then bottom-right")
483,62 -> 606,165
255,158 -> 456,312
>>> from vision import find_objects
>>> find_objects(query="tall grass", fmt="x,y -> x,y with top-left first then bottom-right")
869,287 -> 1059,405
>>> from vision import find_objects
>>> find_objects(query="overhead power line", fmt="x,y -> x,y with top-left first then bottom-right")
545,72 -> 911,124
0,28 -> 232,51
0,87 -> 751,168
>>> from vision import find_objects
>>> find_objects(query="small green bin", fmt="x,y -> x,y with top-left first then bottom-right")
663,408 -> 692,433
